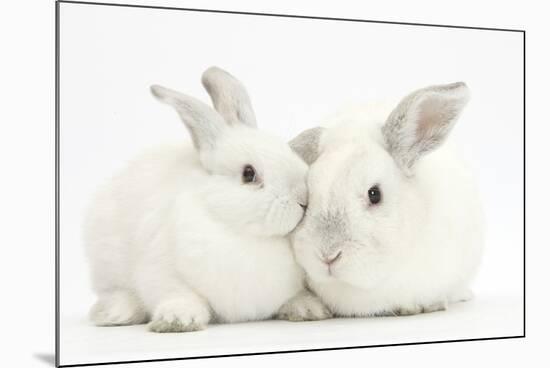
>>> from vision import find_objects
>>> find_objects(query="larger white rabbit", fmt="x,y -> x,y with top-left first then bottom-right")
84,67 -> 330,332
290,82 -> 484,316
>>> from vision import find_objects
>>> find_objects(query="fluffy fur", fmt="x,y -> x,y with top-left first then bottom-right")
84,67 -> 330,332
290,83 -> 484,317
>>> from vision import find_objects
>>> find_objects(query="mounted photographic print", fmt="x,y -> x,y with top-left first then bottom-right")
55,1 -> 525,366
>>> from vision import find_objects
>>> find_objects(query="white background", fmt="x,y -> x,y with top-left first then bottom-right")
1,0 -> 548,368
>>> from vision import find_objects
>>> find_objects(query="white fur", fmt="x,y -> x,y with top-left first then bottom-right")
292,84 -> 484,317
84,67 -> 329,332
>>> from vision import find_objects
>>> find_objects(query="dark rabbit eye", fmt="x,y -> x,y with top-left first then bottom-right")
368,185 -> 382,205
242,164 -> 257,183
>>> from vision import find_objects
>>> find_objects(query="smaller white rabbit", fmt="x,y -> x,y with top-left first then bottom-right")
84,67 -> 330,332
290,82 -> 484,317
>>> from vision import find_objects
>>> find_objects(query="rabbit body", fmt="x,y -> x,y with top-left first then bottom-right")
290,83 -> 484,317
85,143 -> 304,325
84,67 -> 331,332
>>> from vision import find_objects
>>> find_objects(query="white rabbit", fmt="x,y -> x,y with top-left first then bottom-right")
290,82 -> 484,317
84,67 -> 331,332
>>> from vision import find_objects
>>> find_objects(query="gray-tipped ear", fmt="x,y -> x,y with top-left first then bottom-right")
201,66 -> 257,128
382,82 -> 470,175
151,84 -> 226,151
289,127 -> 326,165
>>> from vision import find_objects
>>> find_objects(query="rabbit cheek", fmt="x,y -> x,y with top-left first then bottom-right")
264,197 -> 305,236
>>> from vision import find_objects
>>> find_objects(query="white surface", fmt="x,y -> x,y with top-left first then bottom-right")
5,0 -> 550,368
55,0 -> 524,365
61,293 -> 522,366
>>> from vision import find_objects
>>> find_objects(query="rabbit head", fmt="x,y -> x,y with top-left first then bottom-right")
290,82 -> 471,290
151,67 -> 308,237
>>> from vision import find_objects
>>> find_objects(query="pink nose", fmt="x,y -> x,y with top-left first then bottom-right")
323,251 -> 342,266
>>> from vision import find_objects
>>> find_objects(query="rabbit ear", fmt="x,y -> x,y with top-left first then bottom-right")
151,84 -> 226,151
289,127 -> 326,165
382,82 -> 470,175
201,66 -> 257,128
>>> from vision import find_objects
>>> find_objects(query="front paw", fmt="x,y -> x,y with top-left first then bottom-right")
276,290 -> 332,322
149,298 -> 211,333
393,300 -> 448,316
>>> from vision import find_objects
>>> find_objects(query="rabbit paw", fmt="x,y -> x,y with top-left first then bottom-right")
393,305 -> 423,316
421,300 -> 448,313
276,291 -> 332,322
148,298 -> 210,333
394,300 -> 448,316
90,291 -> 148,326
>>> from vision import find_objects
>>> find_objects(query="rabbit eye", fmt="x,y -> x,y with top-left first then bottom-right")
242,164 -> 257,184
368,185 -> 382,205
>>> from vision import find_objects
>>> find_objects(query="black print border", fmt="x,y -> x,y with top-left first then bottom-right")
55,1 -> 526,366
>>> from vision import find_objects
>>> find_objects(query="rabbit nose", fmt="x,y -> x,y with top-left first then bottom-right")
322,251 -> 342,266
299,203 -> 307,210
